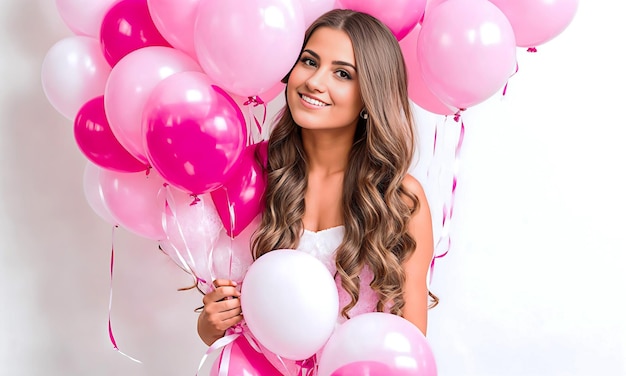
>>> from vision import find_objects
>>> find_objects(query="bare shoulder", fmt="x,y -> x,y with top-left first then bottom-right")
401,174 -> 428,209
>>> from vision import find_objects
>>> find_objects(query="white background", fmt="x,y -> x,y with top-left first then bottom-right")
1,0 -> 624,375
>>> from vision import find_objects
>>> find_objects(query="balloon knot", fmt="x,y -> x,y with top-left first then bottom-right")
453,108 -> 465,122
244,95 -> 265,106
190,194 -> 200,206
527,47 -> 538,53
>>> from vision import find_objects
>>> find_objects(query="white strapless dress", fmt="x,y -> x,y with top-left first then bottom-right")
297,226 -> 380,323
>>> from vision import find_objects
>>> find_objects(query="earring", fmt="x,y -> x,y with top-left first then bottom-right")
360,108 -> 368,119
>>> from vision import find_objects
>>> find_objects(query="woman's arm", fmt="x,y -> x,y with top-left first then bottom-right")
400,174 -> 435,336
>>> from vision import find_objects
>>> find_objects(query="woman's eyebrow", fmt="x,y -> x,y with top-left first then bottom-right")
302,49 -> 357,71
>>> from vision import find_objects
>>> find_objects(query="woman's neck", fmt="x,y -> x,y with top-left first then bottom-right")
301,127 -> 354,176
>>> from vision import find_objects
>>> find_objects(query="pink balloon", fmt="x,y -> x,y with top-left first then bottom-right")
74,96 -> 148,172
489,0 -> 579,48
104,46 -> 202,164
55,0 -> 118,37
317,312 -> 438,376
210,336 -> 283,376
399,25 -> 454,115
99,169 -> 167,240
211,142 -> 267,237
194,0 -> 305,97
41,36 -> 111,120
300,0 -> 336,27
159,188 -> 223,283
100,0 -> 171,67
147,0 -> 201,59
337,0 -> 426,40
417,0 -> 517,109
330,361 -> 394,376
241,250 -> 339,361
421,0 -> 447,23
143,71 -> 247,195
82,162 -> 117,225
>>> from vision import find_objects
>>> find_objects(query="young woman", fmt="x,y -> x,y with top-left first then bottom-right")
198,9 -> 436,349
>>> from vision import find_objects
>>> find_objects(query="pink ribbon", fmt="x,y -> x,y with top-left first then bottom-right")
429,111 -> 465,283
243,95 -> 268,145
107,225 -> 142,364
195,323 -> 262,376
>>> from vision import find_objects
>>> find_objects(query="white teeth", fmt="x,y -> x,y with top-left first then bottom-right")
301,95 -> 327,107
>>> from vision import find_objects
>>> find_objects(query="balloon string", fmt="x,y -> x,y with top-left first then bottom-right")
195,323 -> 261,376
429,113 -> 465,283
159,184 -> 206,285
502,62 -> 519,96
107,225 -> 142,364
244,95 -> 267,144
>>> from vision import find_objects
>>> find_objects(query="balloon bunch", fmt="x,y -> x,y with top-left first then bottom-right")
42,0 -> 327,284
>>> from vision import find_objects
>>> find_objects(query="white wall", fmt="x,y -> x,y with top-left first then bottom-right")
1,0 -> 624,375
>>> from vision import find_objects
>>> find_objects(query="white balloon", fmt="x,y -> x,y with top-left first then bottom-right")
41,36 -> 111,120
55,0 -> 118,37
241,249 -> 339,360
82,162 -> 117,225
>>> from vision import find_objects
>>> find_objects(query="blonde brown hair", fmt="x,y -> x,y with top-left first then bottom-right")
252,9 -> 436,318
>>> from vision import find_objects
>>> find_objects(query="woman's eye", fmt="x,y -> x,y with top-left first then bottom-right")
336,70 -> 352,79
300,57 -> 316,67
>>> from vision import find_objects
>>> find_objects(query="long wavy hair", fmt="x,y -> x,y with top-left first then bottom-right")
252,9 -> 437,318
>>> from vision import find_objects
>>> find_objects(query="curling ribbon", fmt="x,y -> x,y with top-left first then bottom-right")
159,184 -> 211,288
107,225 -> 142,363
195,323 -> 262,376
243,95 -> 267,145
429,111 -> 465,283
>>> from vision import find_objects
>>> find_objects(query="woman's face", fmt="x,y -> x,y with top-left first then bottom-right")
287,27 -> 364,132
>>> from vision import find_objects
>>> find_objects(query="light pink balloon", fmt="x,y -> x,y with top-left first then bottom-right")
82,162 -> 117,225
41,36 -> 111,120
55,0 -> 118,37
317,312 -> 438,376
337,0 -> 426,40
104,46 -> 202,164
99,169 -> 167,240
194,0 -> 306,97
159,188 -> 223,283
300,0 -> 336,27
489,0 -> 579,48
399,24 -> 454,115
417,0 -> 517,109
212,216 -> 260,284
147,0 -> 201,59
421,0 -> 447,23
241,250 -> 339,360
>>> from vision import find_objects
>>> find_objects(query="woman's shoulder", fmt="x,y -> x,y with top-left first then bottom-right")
401,174 -> 427,202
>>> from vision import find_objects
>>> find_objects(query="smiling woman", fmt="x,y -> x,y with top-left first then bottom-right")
198,8 -> 437,375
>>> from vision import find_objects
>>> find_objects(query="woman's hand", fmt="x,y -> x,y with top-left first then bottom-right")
197,279 -> 243,346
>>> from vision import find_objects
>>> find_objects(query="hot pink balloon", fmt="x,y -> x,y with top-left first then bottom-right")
489,0 -> 579,48
100,0 -> 171,67
82,162 -> 117,225
147,0 -> 201,58
143,71 -> 247,195
417,0 -> 517,109
399,24 -> 454,115
55,0 -> 118,37
337,0 -> 426,40
331,361 -> 394,376
194,0 -> 305,97
318,312 -> 438,376
210,335 -> 283,376
99,169 -> 167,240
104,46 -> 202,164
211,142 -> 267,237
74,96 -> 148,172
41,36 -> 111,120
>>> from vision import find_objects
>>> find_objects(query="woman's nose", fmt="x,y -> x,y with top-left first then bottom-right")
305,69 -> 327,93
